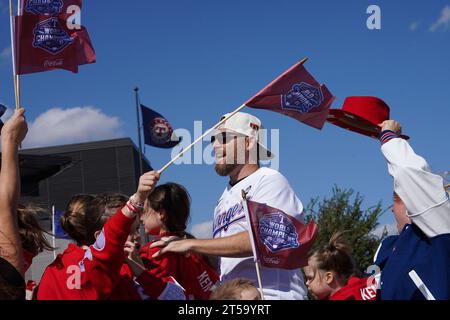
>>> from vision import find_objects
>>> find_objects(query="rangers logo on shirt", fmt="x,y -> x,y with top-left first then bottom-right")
25,0 -> 64,15
259,212 -> 299,252
150,117 -> 173,144
213,202 -> 245,237
32,17 -> 73,54
282,82 -> 324,113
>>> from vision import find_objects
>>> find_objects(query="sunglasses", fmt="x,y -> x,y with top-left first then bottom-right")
210,132 -> 247,144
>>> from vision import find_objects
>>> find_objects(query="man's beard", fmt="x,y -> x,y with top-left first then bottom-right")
214,163 -> 237,176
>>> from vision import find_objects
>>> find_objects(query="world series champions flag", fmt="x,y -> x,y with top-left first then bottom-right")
242,196 -> 318,269
13,0 -> 96,74
245,60 -> 335,130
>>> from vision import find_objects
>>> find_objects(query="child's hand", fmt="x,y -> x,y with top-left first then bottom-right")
379,120 -> 402,135
135,171 -> 160,203
1,108 -> 28,146
124,237 -> 144,266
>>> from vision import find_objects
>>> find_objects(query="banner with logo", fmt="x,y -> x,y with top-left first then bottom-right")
141,104 -> 182,148
245,60 -> 335,130
14,0 -> 95,74
243,198 -> 318,269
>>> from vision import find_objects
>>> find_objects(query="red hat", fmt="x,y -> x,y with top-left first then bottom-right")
327,96 -> 409,139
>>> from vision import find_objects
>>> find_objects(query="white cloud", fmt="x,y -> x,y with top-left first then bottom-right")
409,21 -> 419,31
430,5 -> 450,32
371,222 -> 398,238
190,220 -> 213,239
22,106 -> 124,148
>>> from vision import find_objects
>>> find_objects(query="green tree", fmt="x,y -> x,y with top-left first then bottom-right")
305,185 -> 389,273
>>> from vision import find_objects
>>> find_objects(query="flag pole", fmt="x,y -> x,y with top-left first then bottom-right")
241,190 -> 265,300
157,102 -> 246,174
15,0 -> 21,109
134,87 -> 144,176
134,88 -> 148,245
9,0 -> 19,110
157,57 -> 308,175
51,206 -> 57,261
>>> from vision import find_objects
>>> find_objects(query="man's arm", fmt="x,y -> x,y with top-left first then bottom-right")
0,108 -> 28,276
151,231 -> 253,258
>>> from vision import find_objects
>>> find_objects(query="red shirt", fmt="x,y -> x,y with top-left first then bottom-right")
37,209 -> 135,300
139,233 -> 220,300
330,276 -> 377,300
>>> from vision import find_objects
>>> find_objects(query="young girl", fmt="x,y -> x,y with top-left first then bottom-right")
16,204 -> 55,299
17,204 -> 54,272
303,232 -> 377,300
130,182 -> 220,299
36,171 -> 184,300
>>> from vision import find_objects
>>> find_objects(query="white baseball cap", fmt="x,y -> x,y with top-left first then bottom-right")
215,111 -> 274,160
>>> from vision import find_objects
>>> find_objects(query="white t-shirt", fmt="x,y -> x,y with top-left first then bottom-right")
213,167 -> 308,300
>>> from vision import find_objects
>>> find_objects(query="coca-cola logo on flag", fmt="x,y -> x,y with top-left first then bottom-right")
258,212 -> 299,253
150,117 -> 173,144
282,82 -> 324,113
32,17 -> 74,54
25,0 -> 64,15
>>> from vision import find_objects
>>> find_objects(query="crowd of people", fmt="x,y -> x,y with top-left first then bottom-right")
0,108 -> 448,300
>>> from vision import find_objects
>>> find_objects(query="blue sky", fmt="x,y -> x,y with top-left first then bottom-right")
1,0 -> 449,237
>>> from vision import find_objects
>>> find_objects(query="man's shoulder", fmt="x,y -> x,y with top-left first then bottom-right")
255,167 -> 291,186
257,167 -> 281,176
254,167 -> 287,181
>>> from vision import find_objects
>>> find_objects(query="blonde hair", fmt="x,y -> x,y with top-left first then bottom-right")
210,278 -> 259,300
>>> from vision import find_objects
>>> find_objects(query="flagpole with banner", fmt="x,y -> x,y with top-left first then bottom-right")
134,87 -> 144,176
51,205 -> 57,261
157,57 -> 309,174
241,190 -> 265,300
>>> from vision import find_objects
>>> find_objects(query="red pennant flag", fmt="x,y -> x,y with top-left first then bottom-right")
244,199 -> 318,269
245,60 -> 335,130
13,0 -> 95,75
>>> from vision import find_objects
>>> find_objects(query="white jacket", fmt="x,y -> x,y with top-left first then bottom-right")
381,138 -> 450,237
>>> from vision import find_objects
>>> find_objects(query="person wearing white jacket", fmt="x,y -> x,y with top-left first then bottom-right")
379,120 -> 450,237
373,120 -> 450,300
